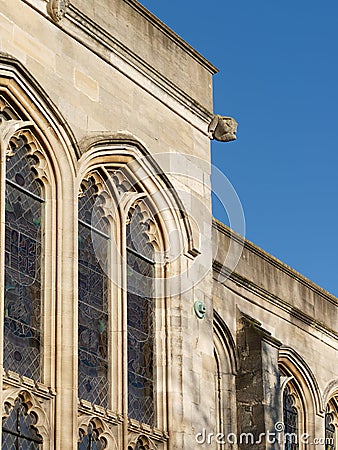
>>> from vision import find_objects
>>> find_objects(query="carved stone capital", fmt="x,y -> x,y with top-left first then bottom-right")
47,0 -> 69,22
208,114 -> 238,142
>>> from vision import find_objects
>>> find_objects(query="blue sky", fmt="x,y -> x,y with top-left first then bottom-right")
139,1 -> 338,296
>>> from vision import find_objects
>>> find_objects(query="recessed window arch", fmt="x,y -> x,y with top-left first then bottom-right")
77,142 -> 197,445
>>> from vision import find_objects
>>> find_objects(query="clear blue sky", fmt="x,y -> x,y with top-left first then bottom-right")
139,0 -> 338,297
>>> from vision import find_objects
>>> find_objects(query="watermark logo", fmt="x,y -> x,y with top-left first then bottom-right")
195,423 -> 334,446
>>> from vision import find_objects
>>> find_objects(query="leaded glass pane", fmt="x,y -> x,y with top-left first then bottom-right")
325,408 -> 336,450
79,178 -> 107,234
78,422 -> 106,450
6,137 -> 41,197
4,139 -> 43,381
78,178 -> 109,408
283,386 -> 299,450
134,438 -> 146,450
126,206 -> 153,261
2,397 -> 42,449
127,206 -> 155,426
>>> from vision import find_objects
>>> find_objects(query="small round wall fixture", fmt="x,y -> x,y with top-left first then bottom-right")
194,301 -> 206,319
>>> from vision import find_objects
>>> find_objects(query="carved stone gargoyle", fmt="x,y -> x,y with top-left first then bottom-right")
208,114 -> 238,142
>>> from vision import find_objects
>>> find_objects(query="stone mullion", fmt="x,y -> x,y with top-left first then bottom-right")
54,180 -> 78,449
0,124 -> 7,450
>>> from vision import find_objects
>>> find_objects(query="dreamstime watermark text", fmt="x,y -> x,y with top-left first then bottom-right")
195,422 -> 335,446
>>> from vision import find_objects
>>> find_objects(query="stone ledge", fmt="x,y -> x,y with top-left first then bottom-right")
3,372 -> 56,399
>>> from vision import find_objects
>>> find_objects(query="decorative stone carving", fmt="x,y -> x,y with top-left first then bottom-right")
208,114 -> 238,142
128,433 -> 158,450
78,414 -> 118,449
2,388 -> 50,442
127,199 -> 160,252
0,116 -> 50,186
47,0 -> 69,22
0,118 -> 33,157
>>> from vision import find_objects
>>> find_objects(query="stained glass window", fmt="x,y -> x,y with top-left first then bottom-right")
78,177 -> 109,408
127,437 -> 148,450
78,421 -> 106,450
214,349 -> 222,440
4,136 -> 43,380
283,385 -> 299,450
2,396 -> 43,449
325,407 -> 336,450
134,438 -> 146,450
127,205 -> 155,426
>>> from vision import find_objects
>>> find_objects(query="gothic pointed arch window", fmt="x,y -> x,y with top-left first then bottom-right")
78,176 -> 110,408
283,384 -> 300,450
4,133 -> 44,380
126,202 -> 156,426
2,394 -> 43,449
325,400 -> 337,450
213,312 -> 238,450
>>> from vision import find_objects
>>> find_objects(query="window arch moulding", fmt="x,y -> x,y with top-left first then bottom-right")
279,347 -> 323,417
0,53 -> 80,172
279,347 -> 323,450
78,134 -> 201,261
323,380 -> 338,410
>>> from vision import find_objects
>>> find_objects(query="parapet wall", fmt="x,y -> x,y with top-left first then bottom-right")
213,219 -> 338,334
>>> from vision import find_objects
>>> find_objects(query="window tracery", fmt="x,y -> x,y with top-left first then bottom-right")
127,202 -> 156,426
325,400 -> 337,450
4,133 -> 44,381
78,414 -> 118,450
78,175 -> 110,408
78,420 -> 106,450
128,434 -> 156,450
2,394 -> 43,449
1,388 -> 50,449
283,384 -> 299,450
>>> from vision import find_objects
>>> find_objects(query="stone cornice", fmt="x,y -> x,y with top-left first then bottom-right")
63,4 -> 213,126
123,0 -> 218,75
21,0 -> 215,128
213,260 -> 338,342
17,0 -> 215,130
213,219 -> 338,308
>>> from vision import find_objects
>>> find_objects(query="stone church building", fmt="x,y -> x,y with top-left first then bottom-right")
0,0 -> 337,448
